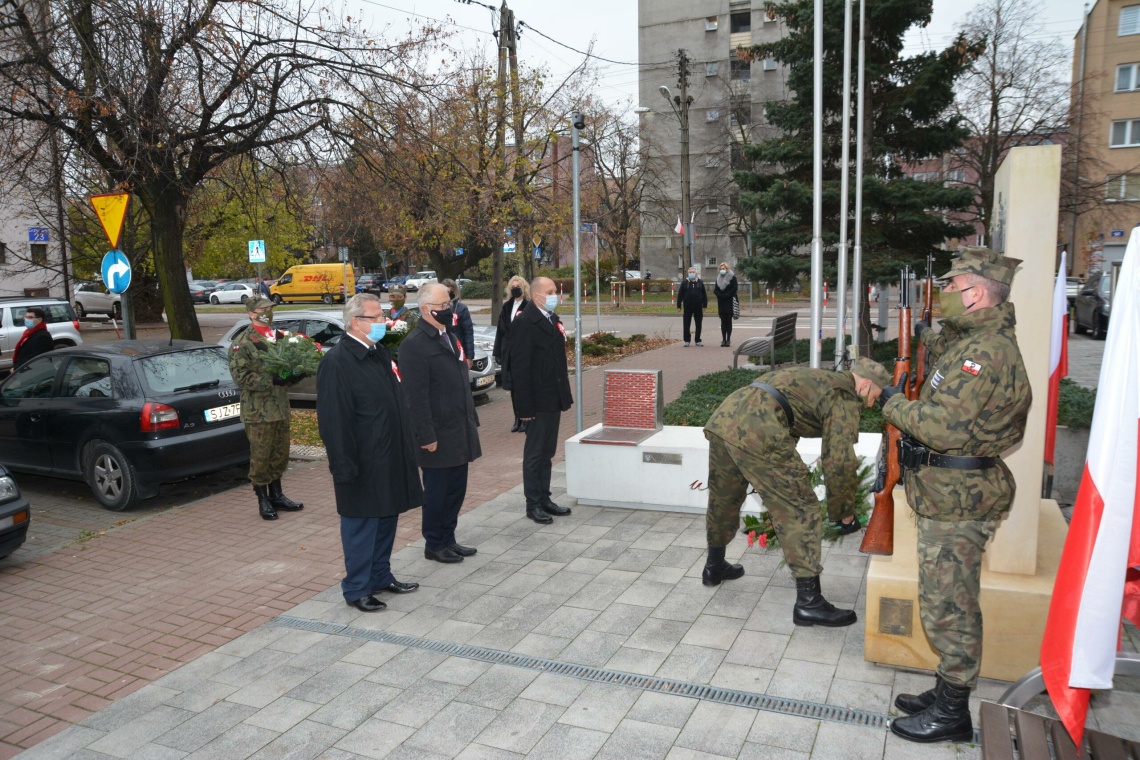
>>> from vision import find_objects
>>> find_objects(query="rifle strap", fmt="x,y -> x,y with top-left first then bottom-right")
751,382 -> 794,429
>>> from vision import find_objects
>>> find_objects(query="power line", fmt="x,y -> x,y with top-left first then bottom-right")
517,20 -> 674,67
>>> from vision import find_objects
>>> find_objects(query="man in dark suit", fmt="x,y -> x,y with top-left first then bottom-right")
316,294 -> 424,612
508,277 -> 574,524
398,283 -> 482,564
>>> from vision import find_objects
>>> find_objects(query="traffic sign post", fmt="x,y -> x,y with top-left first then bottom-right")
90,193 -> 133,337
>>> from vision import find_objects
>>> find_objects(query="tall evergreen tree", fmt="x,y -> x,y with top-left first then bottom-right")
735,0 -> 982,292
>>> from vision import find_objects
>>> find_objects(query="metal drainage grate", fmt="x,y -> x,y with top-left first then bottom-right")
271,615 -> 892,731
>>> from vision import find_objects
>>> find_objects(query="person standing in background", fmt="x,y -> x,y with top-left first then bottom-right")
12,307 -> 54,369
494,275 -> 530,433
714,264 -> 738,347
676,266 -> 707,346
440,278 -> 474,369
387,284 -> 413,324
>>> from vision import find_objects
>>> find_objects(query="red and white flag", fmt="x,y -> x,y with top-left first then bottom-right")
674,216 -> 684,235
1041,231 -> 1140,747
1044,251 -> 1069,466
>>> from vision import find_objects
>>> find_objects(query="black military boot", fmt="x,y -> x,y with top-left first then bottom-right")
895,676 -> 941,715
792,576 -> 857,627
890,679 -> 973,743
268,479 -> 304,511
702,546 -> 745,587
255,485 -> 278,521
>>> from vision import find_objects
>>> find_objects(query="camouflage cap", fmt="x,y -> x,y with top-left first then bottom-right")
935,246 -> 1022,286
245,296 -> 274,312
851,356 -> 892,388
389,284 -> 407,296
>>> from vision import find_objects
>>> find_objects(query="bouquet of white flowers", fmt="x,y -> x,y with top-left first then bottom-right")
381,319 -> 411,361
261,333 -> 322,380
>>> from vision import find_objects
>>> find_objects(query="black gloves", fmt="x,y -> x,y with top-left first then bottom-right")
286,371 -> 308,386
272,375 -> 289,386
877,372 -> 908,409
915,321 -> 931,340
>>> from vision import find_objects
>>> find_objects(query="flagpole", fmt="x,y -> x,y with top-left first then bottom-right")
833,0 -> 853,370
809,0 -> 824,368
851,0 -> 866,355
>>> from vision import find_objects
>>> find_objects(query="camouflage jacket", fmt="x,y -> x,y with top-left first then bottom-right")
705,367 -> 863,517
228,327 -> 291,424
882,301 -> 1031,522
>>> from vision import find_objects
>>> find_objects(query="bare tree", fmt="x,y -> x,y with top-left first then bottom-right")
0,0 -> 430,339
581,107 -> 643,285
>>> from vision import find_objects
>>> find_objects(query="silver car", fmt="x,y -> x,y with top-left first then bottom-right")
73,281 -> 121,319
218,306 -> 496,401
0,299 -> 84,373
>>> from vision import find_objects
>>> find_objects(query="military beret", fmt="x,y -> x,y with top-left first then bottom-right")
935,246 -> 1022,287
852,356 -> 892,388
389,284 -> 407,296
245,296 -> 274,312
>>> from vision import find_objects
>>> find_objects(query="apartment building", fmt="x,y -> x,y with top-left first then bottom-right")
638,0 -> 788,280
1068,0 -> 1140,279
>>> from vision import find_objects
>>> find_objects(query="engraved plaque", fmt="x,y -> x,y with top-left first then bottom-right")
878,598 -> 914,636
642,451 -> 682,465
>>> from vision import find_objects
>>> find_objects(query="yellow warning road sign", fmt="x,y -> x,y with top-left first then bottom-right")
90,193 -> 130,248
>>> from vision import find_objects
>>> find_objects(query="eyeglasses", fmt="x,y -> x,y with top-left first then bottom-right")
354,313 -> 385,322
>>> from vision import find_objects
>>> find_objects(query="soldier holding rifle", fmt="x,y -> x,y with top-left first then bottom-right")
868,247 -> 1031,744
701,356 -> 892,628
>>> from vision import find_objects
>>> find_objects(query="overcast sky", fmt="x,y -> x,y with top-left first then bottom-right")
354,0 -> 1086,108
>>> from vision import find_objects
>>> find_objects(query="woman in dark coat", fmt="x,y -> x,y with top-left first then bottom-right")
493,275 -> 530,432
713,263 -> 739,347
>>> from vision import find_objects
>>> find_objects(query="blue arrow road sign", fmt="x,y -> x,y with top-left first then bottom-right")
101,250 -> 132,294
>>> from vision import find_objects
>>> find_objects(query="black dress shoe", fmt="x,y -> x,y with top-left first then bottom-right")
449,543 -> 477,557
425,546 -> 464,563
510,418 -> 521,432
375,580 -> 419,594
542,501 -> 571,517
526,507 -> 553,524
346,595 -> 386,612
833,516 -> 862,535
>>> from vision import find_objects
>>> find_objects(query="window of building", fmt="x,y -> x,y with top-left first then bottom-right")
705,16 -> 718,31
706,201 -> 720,215
911,171 -> 940,183
705,154 -> 721,168
1110,118 -> 1140,147
762,57 -> 778,71
730,55 -> 751,82
0,243 -> 6,264
706,108 -> 720,122
706,62 -> 720,77
1118,63 -> 1140,91
707,256 -> 718,266
1121,5 -> 1140,36
946,169 -> 966,183
731,144 -> 750,170
730,101 -> 751,129
30,243 -> 47,264
1107,173 -> 1140,200
730,12 -> 751,34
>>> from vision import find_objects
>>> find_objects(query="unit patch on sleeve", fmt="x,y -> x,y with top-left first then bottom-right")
930,369 -> 944,389
962,359 -> 982,376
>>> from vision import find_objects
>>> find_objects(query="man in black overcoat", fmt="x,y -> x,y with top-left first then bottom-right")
316,293 -> 424,612
508,277 -> 574,524
398,283 -> 483,564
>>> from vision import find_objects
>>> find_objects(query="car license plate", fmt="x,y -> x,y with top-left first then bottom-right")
204,403 -> 240,422
475,375 -> 493,388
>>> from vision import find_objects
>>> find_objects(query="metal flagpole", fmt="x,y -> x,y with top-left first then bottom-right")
571,112 -> 584,433
851,0 -> 867,354
809,0 -> 824,368
834,0 -> 853,370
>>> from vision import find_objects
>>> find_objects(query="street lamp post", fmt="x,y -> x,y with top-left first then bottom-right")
571,111 -> 585,434
659,85 -> 693,273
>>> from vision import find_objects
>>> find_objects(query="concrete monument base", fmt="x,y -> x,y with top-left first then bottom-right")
863,492 -> 1066,682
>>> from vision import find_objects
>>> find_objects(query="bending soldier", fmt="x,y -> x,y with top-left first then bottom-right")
702,357 -> 892,628
872,248 -> 1031,744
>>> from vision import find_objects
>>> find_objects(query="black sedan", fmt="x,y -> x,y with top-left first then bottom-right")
0,341 -> 251,511
0,464 -> 29,559
189,281 -> 217,304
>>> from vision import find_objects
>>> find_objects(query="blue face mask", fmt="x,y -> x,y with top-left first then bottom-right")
688,272 -> 697,281
23,318 -> 35,328
368,322 -> 387,342
545,294 -> 559,311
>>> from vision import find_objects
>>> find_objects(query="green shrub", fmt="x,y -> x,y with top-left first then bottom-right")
589,331 -> 625,347
458,280 -> 493,300
1057,378 -> 1096,430
582,342 -> 613,357
629,333 -> 646,342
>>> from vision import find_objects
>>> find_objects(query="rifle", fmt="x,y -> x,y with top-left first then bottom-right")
860,267 -> 912,556
911,252 -> 934,398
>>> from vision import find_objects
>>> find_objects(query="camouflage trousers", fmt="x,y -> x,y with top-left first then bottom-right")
245,420 -> 290,486
917,515 -> 999,688
705,434 -> 823,578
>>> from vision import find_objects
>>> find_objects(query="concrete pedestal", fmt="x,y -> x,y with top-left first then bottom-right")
863,494 -> 1067,682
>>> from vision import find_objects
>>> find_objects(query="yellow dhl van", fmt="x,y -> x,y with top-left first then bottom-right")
270,264 -> 355,304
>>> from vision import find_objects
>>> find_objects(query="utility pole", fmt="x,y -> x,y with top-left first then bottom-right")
490,0 -> 509,327
506,7 -> 531,281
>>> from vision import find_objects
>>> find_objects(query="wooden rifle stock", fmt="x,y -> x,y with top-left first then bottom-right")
860,268 -> 912,556
911,252 -> 934,398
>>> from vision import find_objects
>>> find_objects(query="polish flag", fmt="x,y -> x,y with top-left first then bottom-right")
1041,231 -> 1140,747
674,216 -> 684,235
1044,251 -> 1069,466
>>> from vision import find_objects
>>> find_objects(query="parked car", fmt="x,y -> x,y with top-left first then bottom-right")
73,281 -> 121,319
0,298 -> 83,374
209,282 -> 256,305
356,274 -> 384,294
1074,271 -> 1113,340
0,463 -> 29,560
1065,277 -> 1082,307
472,324 -> 501,380
382,274 -> 408,293
218,306 -> 496,401
404,271 -> 438,292
0,341 -> 251,510
188,281 -> 217,304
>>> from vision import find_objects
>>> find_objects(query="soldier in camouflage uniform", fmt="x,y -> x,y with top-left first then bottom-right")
873,248 -> 1031,744
702,356 -> 892,628
228,297 -> 308,521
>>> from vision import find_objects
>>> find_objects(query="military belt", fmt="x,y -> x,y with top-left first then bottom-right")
898,435 -> 997,471
751,382 -> 794,429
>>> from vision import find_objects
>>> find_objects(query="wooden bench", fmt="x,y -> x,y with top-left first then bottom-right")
732,311 -> 798,369
980,703 -> 1139,759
